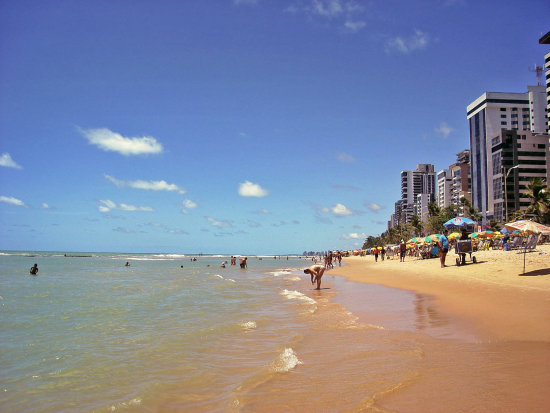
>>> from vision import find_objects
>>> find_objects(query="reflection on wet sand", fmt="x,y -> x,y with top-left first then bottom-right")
414,294 -> 449,330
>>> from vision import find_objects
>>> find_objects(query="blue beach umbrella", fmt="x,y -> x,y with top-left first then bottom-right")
443,216 -> 476,228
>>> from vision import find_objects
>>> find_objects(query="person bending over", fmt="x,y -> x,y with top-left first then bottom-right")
304,264 -> 325,290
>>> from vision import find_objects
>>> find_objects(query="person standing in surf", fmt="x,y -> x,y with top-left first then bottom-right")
304,264 -> 325,290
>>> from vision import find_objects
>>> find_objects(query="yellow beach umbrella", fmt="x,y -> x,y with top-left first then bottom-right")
448,232 -> 460,240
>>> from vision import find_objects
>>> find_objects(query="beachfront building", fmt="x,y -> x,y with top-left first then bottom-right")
466,86 -> 546,223
395,164 -> 436,225
450,150 -> 472,212
540,31 -> 550,133
415,193 -> 434,222
490,130 -> 550,221
436,169 -> 452,208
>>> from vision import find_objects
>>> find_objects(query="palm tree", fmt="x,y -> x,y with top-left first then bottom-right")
524,178 -> 550,224
460,197 -> 482,222
410,215 -> 423,237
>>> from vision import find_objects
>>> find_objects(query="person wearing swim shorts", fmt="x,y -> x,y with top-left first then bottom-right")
303,264 -> 326,290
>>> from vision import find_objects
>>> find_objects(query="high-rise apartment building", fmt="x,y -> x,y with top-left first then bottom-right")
450,149 -> 472,209
437,150 -> 471,212
436,169 -> 452,208
540,31 -> 550,133
466,87 -> 546,222
400,164 -> 436,205
396,164 -> 435,224
415,193 -> 435,222
490,129 -> 550,221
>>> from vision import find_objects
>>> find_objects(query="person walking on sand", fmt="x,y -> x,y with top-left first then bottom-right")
304,264 -> 325,290
399,240 -> 406,262
439,229 -> 449,268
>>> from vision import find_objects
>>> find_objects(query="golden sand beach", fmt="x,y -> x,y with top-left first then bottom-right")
334,244 -> 550,342
320,244 -> 550,412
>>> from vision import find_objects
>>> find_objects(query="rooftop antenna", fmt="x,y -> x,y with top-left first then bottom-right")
528,64 -> 543,86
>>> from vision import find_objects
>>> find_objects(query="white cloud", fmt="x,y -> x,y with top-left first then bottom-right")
311,0 -> 345,17
104,174 -> 185,194
183,199 -> 197,209
0,195 -> 27,207
337,152 -> 356,163
98,199 -> 153,213
287,0 -> 366,31
365,202 -> 383,212
41,203 -> 50,209
238,181 -> 269,197
386,30 -> 429,54
206,216 -> 233,228
344,20 -> 366,32
0,153 -> 22,169
331,203 -> 354,216
435,122 -> 453,139
79,127 -> 163,156
341,232 -> 366,240
181,199 -> 198,214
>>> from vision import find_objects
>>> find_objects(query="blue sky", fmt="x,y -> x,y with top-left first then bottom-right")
1,0 -> 549,254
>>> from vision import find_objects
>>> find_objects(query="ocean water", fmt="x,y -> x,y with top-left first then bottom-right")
1,252 -> 549,412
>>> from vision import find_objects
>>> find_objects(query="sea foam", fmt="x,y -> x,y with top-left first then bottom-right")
240,321 -> 257,331
271,348 -> 302,372
281,289 -> 317,313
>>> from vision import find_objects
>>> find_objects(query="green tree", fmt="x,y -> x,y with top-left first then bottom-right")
524,178 -> 550,224
410,215 -> 423,237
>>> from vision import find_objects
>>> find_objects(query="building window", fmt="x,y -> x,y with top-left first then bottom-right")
511,114 -> 518,118
500,108 -> 507,111
492,153 -> 502,175
493,177 -> 503,200
501,121 -> 507,125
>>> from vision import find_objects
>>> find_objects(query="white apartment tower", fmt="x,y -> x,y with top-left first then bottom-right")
540,31 -> 550,133
466,87 -> 546,223
398,164 -> 435,224
436,169 -> 452,208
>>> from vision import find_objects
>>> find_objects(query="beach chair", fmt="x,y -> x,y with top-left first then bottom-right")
509,237 -> 522,250
526,235 -> 539,251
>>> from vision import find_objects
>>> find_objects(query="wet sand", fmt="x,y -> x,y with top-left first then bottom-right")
333,244 -> 550,342
325,244 -> 550,412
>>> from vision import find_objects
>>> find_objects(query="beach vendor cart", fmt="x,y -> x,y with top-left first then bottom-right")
454,239 -> 477,266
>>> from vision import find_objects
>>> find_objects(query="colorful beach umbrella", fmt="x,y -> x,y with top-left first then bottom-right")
505,220 -> 550,235
448,232 -> 460,240
504,220 -> 550,274
443,216 -> 476,228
